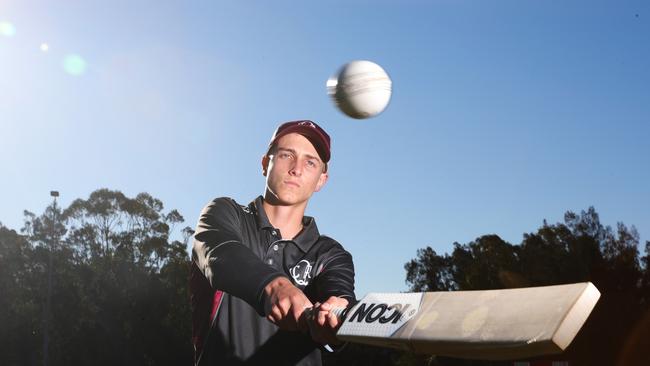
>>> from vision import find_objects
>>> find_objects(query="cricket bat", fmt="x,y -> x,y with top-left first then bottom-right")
326,282 -> 600,360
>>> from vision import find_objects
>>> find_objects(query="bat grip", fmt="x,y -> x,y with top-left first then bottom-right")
330,307 -> 347,320
303,306 -> 348,323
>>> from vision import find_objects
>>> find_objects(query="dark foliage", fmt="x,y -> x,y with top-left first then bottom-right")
3,193 -> 649,366
403,207 -> 650,366
0,189 -> 193,366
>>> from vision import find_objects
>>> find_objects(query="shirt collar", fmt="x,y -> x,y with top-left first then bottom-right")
251,196 -> 320,252
252,196 -> 274,230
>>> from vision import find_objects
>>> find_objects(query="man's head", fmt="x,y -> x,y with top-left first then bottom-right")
262,120 -> 331,206
267,120 -> 330,166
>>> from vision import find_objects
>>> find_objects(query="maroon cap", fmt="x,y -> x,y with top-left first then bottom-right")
267,120 -> 331,163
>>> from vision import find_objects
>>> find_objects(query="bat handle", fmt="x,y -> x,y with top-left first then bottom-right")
303,306 -> 348,323
330,307 -> 347,321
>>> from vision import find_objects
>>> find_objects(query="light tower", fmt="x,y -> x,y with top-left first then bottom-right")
42,190 -> 59,366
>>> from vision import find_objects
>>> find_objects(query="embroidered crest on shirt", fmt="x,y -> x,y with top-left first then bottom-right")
290,260 -> 312,286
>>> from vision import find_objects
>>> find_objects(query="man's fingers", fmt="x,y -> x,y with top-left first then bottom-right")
324,296 -> 348,309
277,297 -> 292,317
327,312 -> 339,328
317,309 -> 327,326
312,296 -> 347,328
268,306 -> 283,323
269,294 -> 313,331
264,277 -> 326,331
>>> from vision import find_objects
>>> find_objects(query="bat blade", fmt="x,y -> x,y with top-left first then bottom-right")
335,282 -> 600,360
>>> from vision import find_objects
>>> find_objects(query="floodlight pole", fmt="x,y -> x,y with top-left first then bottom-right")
42,191 -> 58,366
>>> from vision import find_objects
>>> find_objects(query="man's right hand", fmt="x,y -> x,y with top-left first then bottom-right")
264,276 -> 312,332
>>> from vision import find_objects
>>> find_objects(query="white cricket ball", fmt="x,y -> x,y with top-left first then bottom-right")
327,60 -> 392,119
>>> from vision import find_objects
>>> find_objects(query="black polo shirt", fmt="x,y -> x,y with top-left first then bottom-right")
191,196 -> 355,366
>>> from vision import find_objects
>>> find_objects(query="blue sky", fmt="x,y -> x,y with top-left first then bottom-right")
1,1 -> 649,296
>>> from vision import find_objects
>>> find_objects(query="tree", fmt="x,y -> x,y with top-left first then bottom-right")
1,189 -> 193,366
404,207 -> 650,365
0,224 -> 41,366
404,247 -> 455,292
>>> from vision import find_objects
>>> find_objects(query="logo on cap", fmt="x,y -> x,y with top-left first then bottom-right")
298,121 -> 316,129
268,120 -> 331,163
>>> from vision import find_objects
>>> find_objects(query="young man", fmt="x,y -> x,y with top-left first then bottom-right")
191,120 -> 356,366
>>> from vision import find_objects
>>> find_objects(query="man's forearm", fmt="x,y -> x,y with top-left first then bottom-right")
194,239 -> 285,315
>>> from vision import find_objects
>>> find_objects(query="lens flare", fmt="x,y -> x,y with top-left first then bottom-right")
62,54 -> 87,76
40,43 -> 49,52
0,21 -> 16,37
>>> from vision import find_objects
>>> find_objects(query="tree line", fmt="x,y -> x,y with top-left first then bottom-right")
0,189 -> 192,366
1,189 -> 648,365
401,207 -> 650,366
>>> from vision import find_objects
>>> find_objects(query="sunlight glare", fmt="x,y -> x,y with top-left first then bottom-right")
62,54 -> 87,76
0,21 -> 16,37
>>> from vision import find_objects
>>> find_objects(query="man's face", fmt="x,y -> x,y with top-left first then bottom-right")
262,133 -> 328,206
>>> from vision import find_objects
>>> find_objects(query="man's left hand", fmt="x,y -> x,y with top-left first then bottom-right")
306,296 -> 349,346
